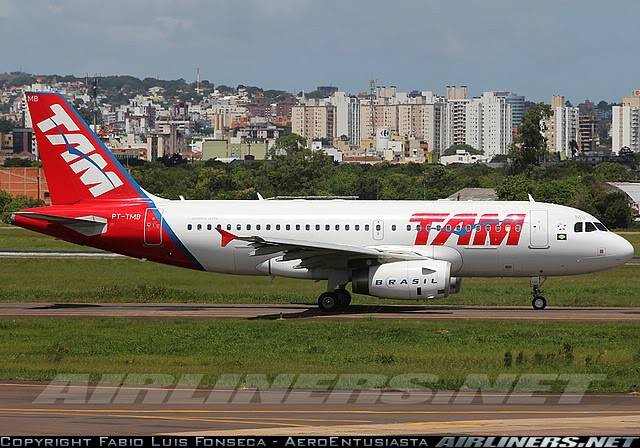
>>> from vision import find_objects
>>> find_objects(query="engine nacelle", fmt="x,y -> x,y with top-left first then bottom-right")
352,260 -> 452,300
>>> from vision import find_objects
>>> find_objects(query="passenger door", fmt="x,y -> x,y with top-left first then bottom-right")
529,209 -> 549,249
144,208 -> 163,246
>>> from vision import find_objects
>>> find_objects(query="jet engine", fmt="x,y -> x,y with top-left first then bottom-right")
352,260 -> 452,300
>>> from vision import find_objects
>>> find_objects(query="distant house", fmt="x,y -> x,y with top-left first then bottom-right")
443,188 -> 497,201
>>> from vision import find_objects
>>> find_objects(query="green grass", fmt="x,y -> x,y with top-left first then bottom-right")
0,227 -> 93,251
0,258 -> 638,306
0,318 -> 638,392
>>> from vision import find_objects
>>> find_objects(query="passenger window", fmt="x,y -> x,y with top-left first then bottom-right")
247,224 -> 251,231
197,224 -> 202,230
574,222 -> 583,233
256,224 -> 261,231
335,224 -> 340,231
446,225 -> 451,232
226,224 -> 231,230
325,224 -> 330,231
416,224 -> 421,231
392,225 -> 397,231
495,225 -> 502,232
266,224 -> 271,231
406,224 -> 411,231
436,225 -> 442,231
376,224 -> 381,231
216,224 -> 222,229
515,225 -> 521,232
286,224 -> 291,231
187,224 -> 192,230
355,225 -> 360,231
594,222 -> 608,231
295,224 -> 300,231
276,224 -> 281,230
207,224 -> 212,231
585,222 -> 596,232
345,224 -> 350,231
236,224 -> 241,231
365,224 -> 370,231
465,225 -> 472,232
426,225 -> 431,231
315,224 -> 320,231
306,224 -> 310,231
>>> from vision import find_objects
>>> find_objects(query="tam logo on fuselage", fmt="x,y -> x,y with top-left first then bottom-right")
37,103 -> 123,197
410,212 -> 526,246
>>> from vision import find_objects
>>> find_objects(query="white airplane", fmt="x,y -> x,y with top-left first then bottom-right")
12,92 -> 635,312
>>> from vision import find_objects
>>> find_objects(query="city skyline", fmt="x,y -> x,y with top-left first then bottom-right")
1,0 -> 639,103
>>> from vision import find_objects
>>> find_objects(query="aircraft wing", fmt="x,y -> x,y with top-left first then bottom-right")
217,228 -> 428,269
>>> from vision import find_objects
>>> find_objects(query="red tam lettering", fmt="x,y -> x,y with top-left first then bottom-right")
472,213 -> 526,246
431,213 -> 477,245
409,213 -> 448,245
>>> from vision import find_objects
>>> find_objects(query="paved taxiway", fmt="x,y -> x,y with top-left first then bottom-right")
2,302 -> 640,320
0,382 -> 638,435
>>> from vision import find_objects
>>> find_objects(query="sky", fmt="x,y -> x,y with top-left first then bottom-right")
1,0 -> 638,103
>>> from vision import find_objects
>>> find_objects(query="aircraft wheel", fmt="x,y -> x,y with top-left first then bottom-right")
335,289 -> 351,310
318,292 -> 340,312
532,295 -> 547,310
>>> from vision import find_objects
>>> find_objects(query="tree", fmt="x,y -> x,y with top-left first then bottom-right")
509,103 -> 552,173
496,175 -> 533,201
269,133 -> 307,157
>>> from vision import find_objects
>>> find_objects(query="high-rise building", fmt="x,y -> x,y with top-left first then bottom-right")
291,101 -> 336,142
611,91 -> 640,153
577,100 -> 600,152
545,95 -> 579,158
465,92 -> 513,157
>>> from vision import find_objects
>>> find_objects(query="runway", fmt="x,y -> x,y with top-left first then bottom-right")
1,302 -> 640,320
0,382 -> 638,435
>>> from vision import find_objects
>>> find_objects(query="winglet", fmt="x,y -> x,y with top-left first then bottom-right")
216,227 -> 237,247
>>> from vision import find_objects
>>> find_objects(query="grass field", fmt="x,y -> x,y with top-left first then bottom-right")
0,258 -> 638,306
0,227 -> 639,306
0,227 -> 90,251
0,318 -> 638,392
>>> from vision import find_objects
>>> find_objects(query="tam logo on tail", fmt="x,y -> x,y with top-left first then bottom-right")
25,92 -> 141,205
35,101 -> 123,197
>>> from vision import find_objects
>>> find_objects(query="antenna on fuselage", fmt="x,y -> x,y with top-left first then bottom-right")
257,192 -> 265,201
528,194 -> 535,203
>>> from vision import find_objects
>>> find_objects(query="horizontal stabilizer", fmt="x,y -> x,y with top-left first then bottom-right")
12,212 -> 107,236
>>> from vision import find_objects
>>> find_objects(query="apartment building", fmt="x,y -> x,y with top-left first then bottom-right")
612,92 -> 640,153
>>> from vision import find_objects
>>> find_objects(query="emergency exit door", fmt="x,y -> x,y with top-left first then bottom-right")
144,208 -> 163,246
529,209 -> 549,249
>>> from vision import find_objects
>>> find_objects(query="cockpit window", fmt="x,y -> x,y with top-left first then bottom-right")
594,222 -> 608,231
574,222 -> 583,233
585,222 -> 597,232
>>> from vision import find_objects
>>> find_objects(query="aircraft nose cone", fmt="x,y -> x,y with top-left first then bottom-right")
614,235 -> 635,263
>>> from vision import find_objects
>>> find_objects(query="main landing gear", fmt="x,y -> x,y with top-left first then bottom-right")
318,289 -> 351,313
531,276 -> 547,310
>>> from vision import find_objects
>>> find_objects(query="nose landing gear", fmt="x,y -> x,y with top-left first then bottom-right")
531,276 -> 547,310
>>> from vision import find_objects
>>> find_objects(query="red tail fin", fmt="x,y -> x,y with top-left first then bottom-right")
25,92 -> 143,205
